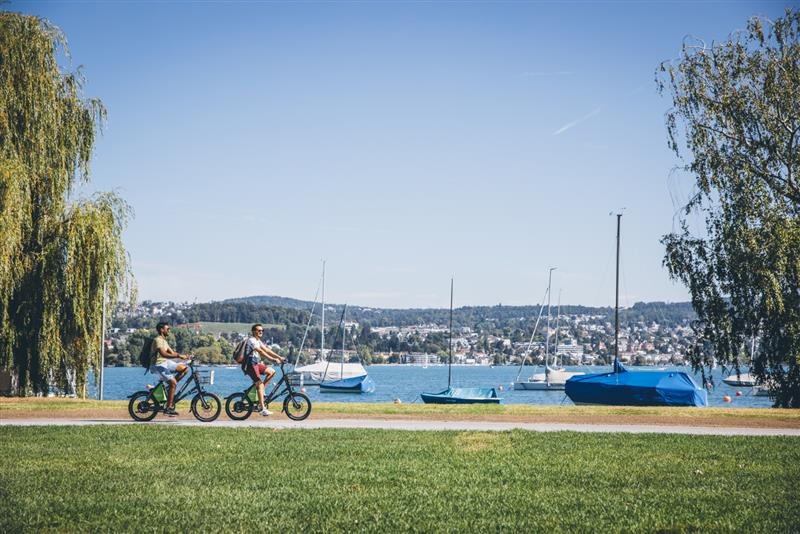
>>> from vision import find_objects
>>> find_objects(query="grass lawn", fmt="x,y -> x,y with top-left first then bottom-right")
1,426 -> 798,532
195,321 -> 285,335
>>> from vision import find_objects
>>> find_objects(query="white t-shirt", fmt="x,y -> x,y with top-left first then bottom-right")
246,336 -> 264,365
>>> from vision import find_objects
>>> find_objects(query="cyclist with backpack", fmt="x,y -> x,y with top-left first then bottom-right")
149,321 -> 190,416
243,324 -> 285,416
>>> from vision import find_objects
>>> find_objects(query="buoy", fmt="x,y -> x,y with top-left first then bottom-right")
723,395 -> 732,403
393,398 -> 402,404
498,385 -> 504,391
300,387 -> 306,393
735,391 -> 742,396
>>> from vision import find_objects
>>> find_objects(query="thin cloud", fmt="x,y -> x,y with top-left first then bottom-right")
553,106 -> 604,136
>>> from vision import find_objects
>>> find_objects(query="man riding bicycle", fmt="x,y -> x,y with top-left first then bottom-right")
150,321 -> 190,416
243,324 -> 285,416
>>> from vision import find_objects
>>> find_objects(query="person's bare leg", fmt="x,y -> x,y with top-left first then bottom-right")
167,378 -> 178,409
256,381 -> 265,411
175,364 -> 188,383
262,369 -> 276,408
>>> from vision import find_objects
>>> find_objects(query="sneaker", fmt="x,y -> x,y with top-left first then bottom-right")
259,408 -> 273,416
165,407 -> 178,417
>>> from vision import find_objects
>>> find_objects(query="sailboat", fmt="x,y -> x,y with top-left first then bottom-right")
293,262 -> 371,386
722,337 -> 758,387
319,305 -> 376,394
565,214 -> 708,407
421,279 -> 501,404
514,269 -> 584,391
722,373 -> 757,387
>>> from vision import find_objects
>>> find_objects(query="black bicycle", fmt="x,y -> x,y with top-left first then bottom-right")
128,359 -> 222,422
225,362 -> 311,421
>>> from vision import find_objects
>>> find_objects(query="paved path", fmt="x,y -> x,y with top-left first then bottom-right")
2,418 -> 799,436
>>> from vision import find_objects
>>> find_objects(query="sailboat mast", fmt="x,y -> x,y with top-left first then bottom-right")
321,260 -> 326,361
555,289 -> 562,367
614,214 -> 621,367
341,305 -> 346,379
448,278 -> 454,389
514,285 -> 549,382
545,268 -> 555,377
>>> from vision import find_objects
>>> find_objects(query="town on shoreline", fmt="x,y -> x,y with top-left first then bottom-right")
102,297 -> 702,368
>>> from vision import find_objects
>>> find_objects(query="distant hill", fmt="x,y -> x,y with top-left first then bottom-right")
225,295 -> 317,310
222,295 -> 696,328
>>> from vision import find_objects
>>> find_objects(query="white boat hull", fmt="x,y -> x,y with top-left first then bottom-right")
514,381 -> 567,391
514,369 -> 585,391
722,373 -> 757,387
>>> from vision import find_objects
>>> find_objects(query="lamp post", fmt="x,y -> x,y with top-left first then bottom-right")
99,281 -> 107,400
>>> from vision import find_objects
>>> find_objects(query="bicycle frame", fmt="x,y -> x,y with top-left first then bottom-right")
264,371 -> 294,406
159,361 -> 205,406
243,363 -> 296,409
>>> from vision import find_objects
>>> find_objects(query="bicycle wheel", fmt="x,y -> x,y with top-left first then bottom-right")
283,392 -> 311,421
224,392 -> 253,421
128,391 -> 159,422
191,392 -> 221,422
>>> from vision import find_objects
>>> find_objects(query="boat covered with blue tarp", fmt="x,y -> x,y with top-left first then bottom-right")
420,387 -> 501,404
320,374 -> 376,394
565,360 -> 708,407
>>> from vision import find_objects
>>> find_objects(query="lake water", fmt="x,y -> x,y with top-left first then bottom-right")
90,364 -> 774,408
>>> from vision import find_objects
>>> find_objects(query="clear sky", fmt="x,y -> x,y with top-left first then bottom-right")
15,0 -> 796,309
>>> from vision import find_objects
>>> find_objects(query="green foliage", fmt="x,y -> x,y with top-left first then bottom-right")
659,10 -> 800,406
0,13 -> 132,394
0,426 -> 798,531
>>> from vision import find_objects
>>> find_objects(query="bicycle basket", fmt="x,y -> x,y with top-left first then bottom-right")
195,369 -> 215,386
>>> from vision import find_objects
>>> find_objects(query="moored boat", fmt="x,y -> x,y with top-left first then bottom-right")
564,214 -> 707,407
421,279 -> 501,404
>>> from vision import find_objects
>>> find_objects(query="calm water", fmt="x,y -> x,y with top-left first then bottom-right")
90,364 -> 773,408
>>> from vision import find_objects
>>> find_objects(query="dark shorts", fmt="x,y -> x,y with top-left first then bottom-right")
244,362 -> 272,382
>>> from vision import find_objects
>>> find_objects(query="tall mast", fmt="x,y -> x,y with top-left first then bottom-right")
321,260 -> 326,361
555,288 -> 562,367
544,267 -> 555,377
448,278 -> 454,389
615,214 -> 621,369
341,304 -> 346,379
514,285 -> 549,382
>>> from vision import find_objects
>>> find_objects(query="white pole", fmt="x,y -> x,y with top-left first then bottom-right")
545,268 -> 555,380
514,285 -> 549,382
555,289 -> 562,366
341,305 -> 346,379
99,281 -> 107,400
321,260 -> 325,361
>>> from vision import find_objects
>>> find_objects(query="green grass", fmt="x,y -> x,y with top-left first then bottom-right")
2,398 -> 799,427
1,426 -> 798,532
194,321 -> 285,335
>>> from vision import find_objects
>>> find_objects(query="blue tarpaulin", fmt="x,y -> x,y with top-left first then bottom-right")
420,387 -> 501,404
565,362 -> 708,407
320,374 -> 376,393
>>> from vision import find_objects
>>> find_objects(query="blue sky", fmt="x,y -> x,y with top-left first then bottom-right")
16,0 -> 795,308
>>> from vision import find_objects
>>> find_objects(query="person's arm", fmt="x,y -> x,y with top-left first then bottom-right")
158,345 -> 184,360
255,345 -> 284,363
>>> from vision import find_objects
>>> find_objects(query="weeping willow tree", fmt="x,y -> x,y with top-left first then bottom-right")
0,12 -> 133,395
658,10 -> 800,407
